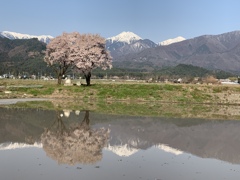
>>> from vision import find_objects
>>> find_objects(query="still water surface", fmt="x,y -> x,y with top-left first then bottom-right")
1,107 -> 240,180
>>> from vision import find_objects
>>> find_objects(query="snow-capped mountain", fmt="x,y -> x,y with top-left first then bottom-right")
158,36 -> 186,46
106,31 -> 157,58
0,31 -> 54,44
107,31 -> 142,44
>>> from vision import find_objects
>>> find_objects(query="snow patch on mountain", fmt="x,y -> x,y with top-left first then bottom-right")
105,143 -> 183,157
107,31 -> 142,44
105,144 -> 139,157
0,142 -> 42,150
0,31 -> 54,44
158,36 -> 186,46
156,144 -> 183,155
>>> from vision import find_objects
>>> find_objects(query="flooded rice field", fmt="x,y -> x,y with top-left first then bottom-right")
1,107 -> 240,180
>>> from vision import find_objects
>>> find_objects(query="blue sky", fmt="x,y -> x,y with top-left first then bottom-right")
1,0 -> 240,43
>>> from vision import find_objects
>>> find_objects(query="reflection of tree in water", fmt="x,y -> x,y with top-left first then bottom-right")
41,111 -> 109,165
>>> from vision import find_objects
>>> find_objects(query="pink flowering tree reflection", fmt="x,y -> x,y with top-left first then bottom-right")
41,111 -> 110,165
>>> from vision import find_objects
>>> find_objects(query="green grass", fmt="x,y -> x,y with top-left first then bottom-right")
161,84 -> 183,91
92,84 -> 184,101
10,101 -> 55,109
190,89 -> 208,102
7,99 -> 240,120
7,86 -> 55,96
1,79 -> 240,105
212,86 -> 230,93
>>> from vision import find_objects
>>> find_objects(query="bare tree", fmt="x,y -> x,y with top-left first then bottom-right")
70,34 -> 112,86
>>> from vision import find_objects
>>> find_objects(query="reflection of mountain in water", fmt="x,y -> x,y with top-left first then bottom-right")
105,143 -> 183,157
96,116 -> 240,164
0,107 -> 55,144
156,144 -> 183,155
1,107 -> 240,164
0,142 -> 42,150
106,144 -> 139,157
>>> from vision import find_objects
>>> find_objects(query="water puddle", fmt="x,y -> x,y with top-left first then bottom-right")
1,108 -> 240,180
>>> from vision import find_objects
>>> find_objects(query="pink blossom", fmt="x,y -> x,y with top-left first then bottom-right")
44,32 -> 112,85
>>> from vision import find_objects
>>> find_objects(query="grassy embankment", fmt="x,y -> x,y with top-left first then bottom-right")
1,79 -> 240,103
1,79 -> 240,119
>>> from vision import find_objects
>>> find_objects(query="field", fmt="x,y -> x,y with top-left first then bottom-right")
1,78 -> 240,120
1,78 -> 240,103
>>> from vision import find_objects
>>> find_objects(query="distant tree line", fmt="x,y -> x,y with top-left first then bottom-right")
91,64 -> 235,80
1,63 -> 235,81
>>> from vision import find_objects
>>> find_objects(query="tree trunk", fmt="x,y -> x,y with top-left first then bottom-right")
80,111 -> 90,131
84,72 -> 91,86
57,75 -> 62,85
54,63 -> 69,85
81,111 -> 90,126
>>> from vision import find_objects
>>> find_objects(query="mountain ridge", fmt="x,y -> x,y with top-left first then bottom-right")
158,36 -> 186,46
1,30 -> 240,74
115,30 -> 240,73
0,31 -> 53,44
1,30 -> 186,56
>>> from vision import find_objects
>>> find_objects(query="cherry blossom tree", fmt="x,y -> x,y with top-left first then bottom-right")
44,32 -> 80,84
44,32 -> 112,85
70,34 -> 112,86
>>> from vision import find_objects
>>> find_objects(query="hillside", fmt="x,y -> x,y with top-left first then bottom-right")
93,64 -> 234,79
0,37 -> 51,76
115,31 -> 240,73
155,64 -> 234,79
